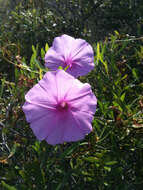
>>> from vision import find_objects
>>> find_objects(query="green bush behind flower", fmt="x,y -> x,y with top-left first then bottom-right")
0,32 -> 143,189
0,0 -> 143,189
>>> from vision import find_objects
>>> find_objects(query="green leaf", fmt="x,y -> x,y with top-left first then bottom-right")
105,161 -> 118,165
96,43 -> 108,74
1,181 -> 18,190
101,59 -> 109,74
31,141 -> 41,154
96,43 -> 100,64
132,68 -> 139,81
60,142 -> 87,159
41,48 -> 45,59
0,78 -> 5,97
45,43 -> 49,52
32,45 -> 37,56
120,93 -> 126,102
83,157 -> 98,163
104,166 -> 111,172
114,30 -> 119,36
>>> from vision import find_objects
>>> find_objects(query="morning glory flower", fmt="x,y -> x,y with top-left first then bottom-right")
45,34 -> 94,77
22,70 -> 97,145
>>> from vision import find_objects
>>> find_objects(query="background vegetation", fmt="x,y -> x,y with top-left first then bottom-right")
0,0 -> 143,189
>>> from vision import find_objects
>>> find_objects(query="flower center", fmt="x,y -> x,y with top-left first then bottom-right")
65,57 -> 73,68
56,101 -> 69,111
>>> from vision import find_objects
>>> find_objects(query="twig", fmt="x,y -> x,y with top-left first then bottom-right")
108,36 -> 143,43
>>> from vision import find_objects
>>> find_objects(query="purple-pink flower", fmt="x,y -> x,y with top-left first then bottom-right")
22,70 -> 97,145
45,34 -> 94,77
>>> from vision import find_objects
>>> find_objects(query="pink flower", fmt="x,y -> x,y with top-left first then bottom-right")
22,70 -> 97,145
45,34 -> 94,77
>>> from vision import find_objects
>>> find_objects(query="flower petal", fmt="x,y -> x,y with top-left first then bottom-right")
25,71 -> 61,105
67,83 -> 97,114
45,111 -> 84,145
22,102 -> 54,123
45,47 -> 64,70
68,39 -> 94,77
52,34 -> 75,57
63,110 -> 93,142
70,93 -> 97,115
54,70 -> 76,100
67,60 -> 94,77
30,111 -> 57,141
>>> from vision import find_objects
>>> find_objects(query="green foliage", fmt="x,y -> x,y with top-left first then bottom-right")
1,0 -> 143,58
0,0 -> 143,189
1,0 -> 143,79
1,181 -> 18,190
0,32 -> 143,189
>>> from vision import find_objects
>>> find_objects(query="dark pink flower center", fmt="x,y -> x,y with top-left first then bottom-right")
64,57 -> 73,68
56,101 -> 69,111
